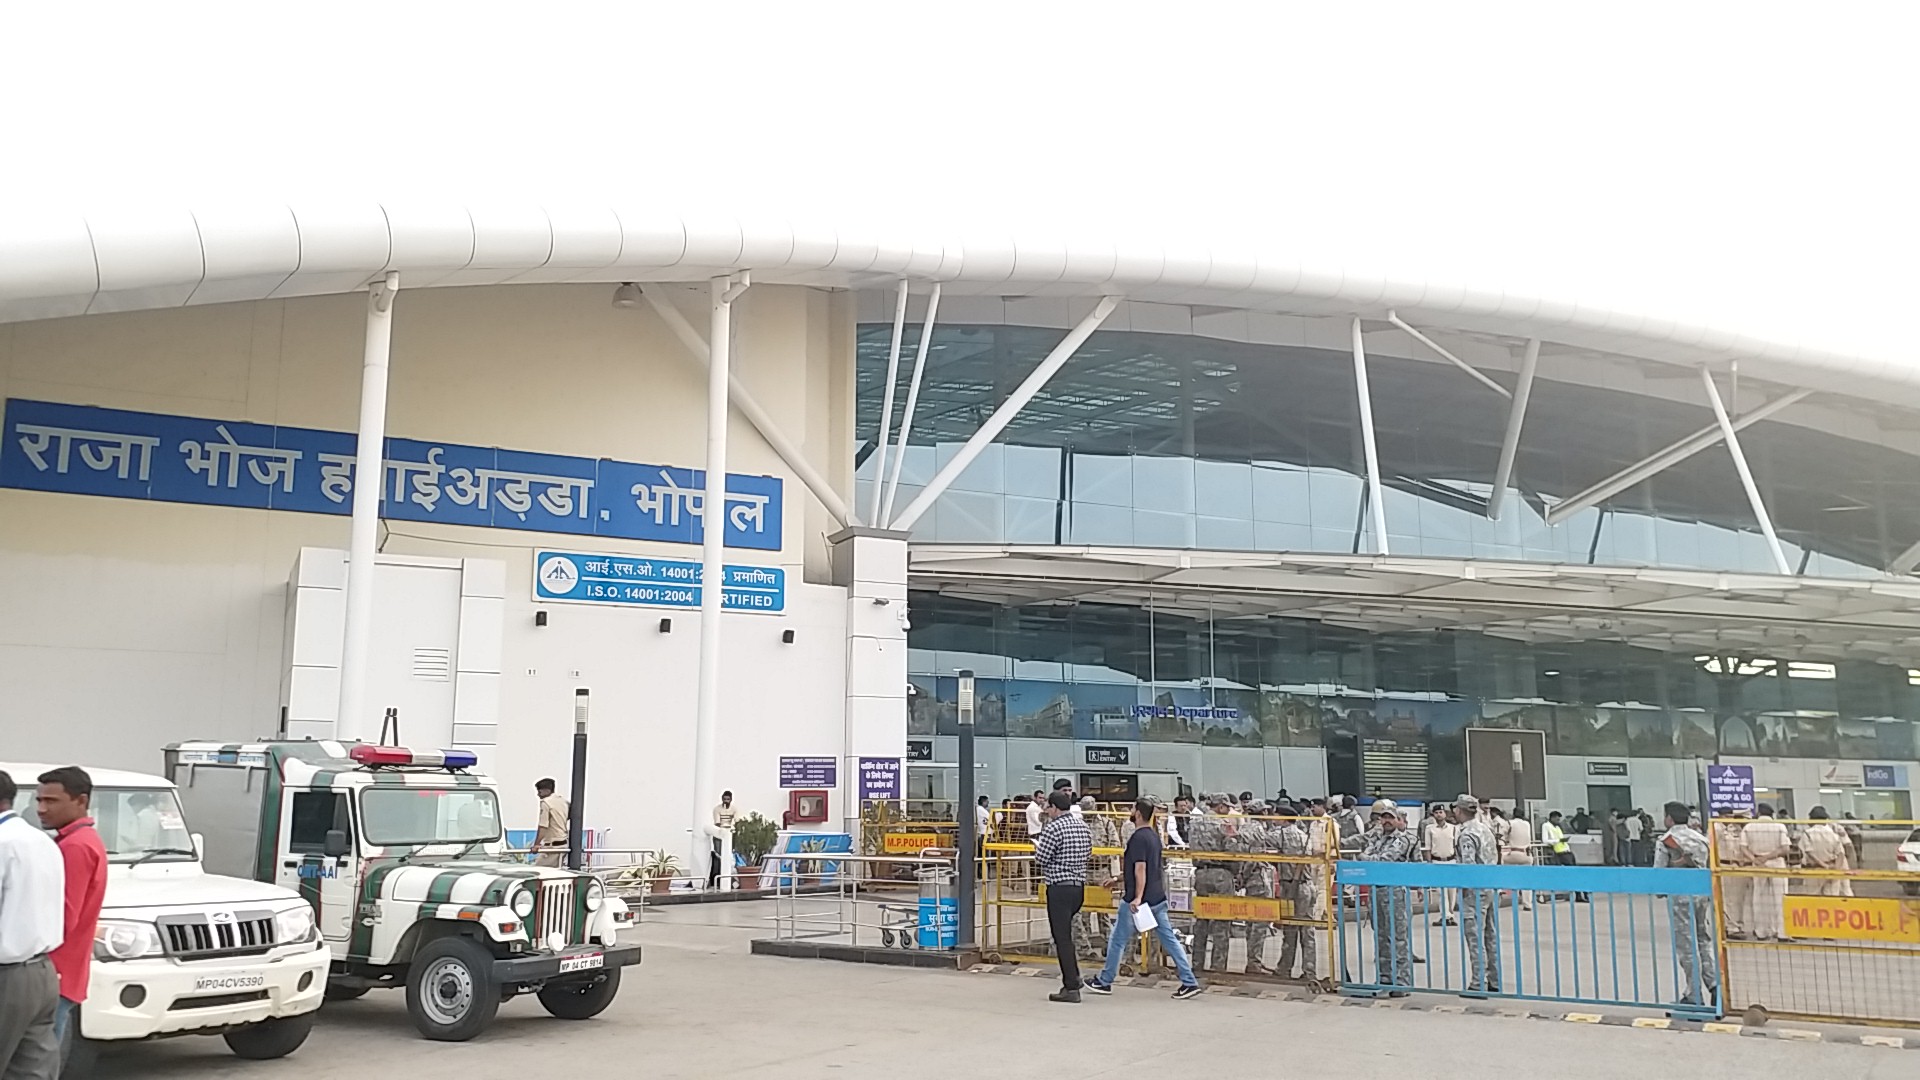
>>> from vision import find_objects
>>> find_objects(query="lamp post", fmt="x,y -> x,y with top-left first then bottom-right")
956,669 -> 977,950
1510,741 -> 1526,822
569,688 -> 590,871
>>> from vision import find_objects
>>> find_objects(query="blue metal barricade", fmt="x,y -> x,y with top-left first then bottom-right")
1335,861 -> 1721,1018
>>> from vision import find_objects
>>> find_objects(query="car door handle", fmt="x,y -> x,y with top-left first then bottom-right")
283,860 -> 300,869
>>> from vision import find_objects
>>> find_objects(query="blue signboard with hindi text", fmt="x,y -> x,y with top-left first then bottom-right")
532,551 -> 784,613
0,399 -> 782,551
1707,764 -> 1756,814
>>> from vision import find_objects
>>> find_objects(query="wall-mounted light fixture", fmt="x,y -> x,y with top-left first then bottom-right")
534,610 -> 549,628
658,617 -> 673,634
781,629 -> 796,644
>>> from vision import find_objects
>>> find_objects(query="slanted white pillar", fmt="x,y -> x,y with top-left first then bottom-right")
1351,316 -> 1390,555
337,272 -> 399,742
1699,366 -> 1793,575
694,272 -> 750,883
1486,338 -> 1541,520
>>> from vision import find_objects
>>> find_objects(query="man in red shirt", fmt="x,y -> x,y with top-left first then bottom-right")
35,767 -> 107,1067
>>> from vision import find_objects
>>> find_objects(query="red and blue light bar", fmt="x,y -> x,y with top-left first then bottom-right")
348,745 -> 479,770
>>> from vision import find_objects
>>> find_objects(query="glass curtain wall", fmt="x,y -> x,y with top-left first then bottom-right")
857,323 -> 1920,578
908,592 -> 1920,798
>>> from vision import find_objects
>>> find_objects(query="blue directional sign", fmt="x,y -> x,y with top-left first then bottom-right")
533,550 -> 785,614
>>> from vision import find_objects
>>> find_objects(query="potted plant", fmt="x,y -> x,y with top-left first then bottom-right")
641,851 -> 681,895
732,812 -> 778,891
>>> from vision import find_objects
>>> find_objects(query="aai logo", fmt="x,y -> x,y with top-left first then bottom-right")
539,556 -> 580,595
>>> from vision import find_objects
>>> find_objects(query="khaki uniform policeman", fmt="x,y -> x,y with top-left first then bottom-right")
1453,794 -> 1501,994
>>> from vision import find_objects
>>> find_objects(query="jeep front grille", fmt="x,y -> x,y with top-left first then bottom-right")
155,911 -> 277,959
533,880 -> 577,946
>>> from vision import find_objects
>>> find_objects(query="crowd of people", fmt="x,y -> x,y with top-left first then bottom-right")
1011,785 -> 1755,1009
0,768 -> 109,1078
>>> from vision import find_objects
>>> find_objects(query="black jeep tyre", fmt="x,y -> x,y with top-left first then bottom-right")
405,937 -> 500,1041
536,968 -> 621,1020
324,983 -> 370,1002
223,1014 -> 315,1059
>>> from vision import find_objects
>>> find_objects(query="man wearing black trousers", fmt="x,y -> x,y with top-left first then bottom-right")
1033,788 -> 1093,1002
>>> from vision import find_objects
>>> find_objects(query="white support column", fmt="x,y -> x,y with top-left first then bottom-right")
866,279 -> 911,525
636,286 -> 855,528
1545,388 -> 1812,526
880,282 -> 942,526
1700,366 -> 1793,575
1351,316 -> 1390,555
337,272 -> 399,742
1486,337 -> 1541,520
892,295 -> 1116,532
1889,537 -> 1920,576
694,272 -> 750,880
1386,310 -> 1512,399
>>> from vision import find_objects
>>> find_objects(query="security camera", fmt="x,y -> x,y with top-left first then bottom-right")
612,283 -> 643,308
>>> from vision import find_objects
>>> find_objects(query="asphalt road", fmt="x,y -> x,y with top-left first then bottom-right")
92,900 -> 1909,1080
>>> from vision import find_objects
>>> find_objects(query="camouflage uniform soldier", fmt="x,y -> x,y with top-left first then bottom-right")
1273,806 -> 1320,980
1074,798 -> 1120,957
1188,795 -> 1236,972
1230,802 -> 1275,974
1654,800 -> 1719,1006
1359,799 -> 1418,990
1453,794 -> 1502,994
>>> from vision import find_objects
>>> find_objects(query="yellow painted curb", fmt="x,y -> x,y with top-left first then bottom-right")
1632,1018 -> 1672,1029
1564,1012 -> 1604,1024
1860,1036 -> 1906,1049
1703,1022 -> 1745,1035
1775,1029 -> 1823,1042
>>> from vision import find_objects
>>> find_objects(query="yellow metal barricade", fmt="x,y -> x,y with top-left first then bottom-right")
978,807 -> 1336,987
1712,816 -> 1920,1027
860,801 -> 957,881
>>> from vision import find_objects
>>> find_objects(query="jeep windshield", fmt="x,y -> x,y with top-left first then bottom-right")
359,787 -> 501,847
20,786 -> 197,864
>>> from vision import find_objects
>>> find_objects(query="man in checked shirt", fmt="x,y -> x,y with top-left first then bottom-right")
1033,789 -> 1093,1002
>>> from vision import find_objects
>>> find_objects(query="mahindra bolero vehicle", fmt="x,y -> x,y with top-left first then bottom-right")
3,762 -> 329,1076
163,740 -> 638,1041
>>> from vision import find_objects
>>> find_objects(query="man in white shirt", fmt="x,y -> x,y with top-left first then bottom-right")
0,769 -> 65,1077
1165,795 -> 1195,849
1740,804 -> 1792,940
1500,811 -> 1535,910
1801,807 -> 1852,897
1024,791 -> 1045,840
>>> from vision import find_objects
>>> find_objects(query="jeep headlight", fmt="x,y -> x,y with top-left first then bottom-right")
94,920 -> 164,961
274,904 -> 317,944
582,877 -> 604,912
511,887 -> 537,918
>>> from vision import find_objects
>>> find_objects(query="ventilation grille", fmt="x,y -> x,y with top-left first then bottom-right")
411,647 -> 452,681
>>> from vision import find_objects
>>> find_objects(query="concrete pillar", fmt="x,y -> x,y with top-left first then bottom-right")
832,528 -> 911,830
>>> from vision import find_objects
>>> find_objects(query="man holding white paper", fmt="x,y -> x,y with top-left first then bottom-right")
1082,799 -> 1203,1001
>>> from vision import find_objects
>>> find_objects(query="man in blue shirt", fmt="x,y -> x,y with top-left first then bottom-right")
1082,799 -> 1202,1001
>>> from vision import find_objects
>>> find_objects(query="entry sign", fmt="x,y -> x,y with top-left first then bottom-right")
1085,745 -> 1129,766
858,757 -> 903,801
779,756 -> 837,789
1707,764 -> 1756,814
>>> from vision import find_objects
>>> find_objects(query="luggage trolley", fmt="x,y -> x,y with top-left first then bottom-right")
878,859 -> 957,950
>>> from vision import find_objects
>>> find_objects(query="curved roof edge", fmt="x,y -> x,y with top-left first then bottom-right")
0,203 -> 1909,403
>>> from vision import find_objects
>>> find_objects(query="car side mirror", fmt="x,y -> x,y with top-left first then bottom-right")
323,829 -> 352,858
191,832 -> 205,860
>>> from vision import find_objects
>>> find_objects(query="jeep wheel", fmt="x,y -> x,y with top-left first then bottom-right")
406,937 -> 500,1041
537,969 -> 621,1020
223,1014 -> 315,1059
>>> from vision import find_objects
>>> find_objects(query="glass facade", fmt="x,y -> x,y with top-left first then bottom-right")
857,322 -> 1920,577
908,591 -> 1920,798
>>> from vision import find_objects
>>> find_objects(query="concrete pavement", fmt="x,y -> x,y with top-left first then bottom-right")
94,900 -> 1909,1079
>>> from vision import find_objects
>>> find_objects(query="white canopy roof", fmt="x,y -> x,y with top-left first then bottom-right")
1,204 -> 1913,405
909,544 -> 1920,666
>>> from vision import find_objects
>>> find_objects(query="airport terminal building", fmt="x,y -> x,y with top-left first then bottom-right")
4,207 -> 1919,859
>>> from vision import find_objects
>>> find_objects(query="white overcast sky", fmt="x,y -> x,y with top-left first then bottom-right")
3,2 -> 1914,360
